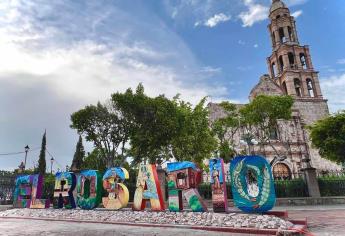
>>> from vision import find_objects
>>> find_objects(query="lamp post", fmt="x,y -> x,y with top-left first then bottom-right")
24,145 -> 30,170
50,157 -> 54,174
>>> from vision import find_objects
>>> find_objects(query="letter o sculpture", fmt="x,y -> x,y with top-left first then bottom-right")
230,155 -> 276,213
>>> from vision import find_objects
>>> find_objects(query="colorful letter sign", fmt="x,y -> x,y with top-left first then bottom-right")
102,167 -> 129,209
209,158 -> 228,212
13,174 -> 49,209
133,164 -> 165,211
167,162 -> 207,212
230,156 -> 276,213
53,172 -> 76,209
76,170 -> 102,210
12,156 -> 277,214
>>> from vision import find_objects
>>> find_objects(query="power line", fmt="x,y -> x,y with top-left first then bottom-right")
0,147 -> 40,156
46,148 -> 63,169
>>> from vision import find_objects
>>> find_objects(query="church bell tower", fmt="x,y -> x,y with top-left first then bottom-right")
267,0 -> 323,100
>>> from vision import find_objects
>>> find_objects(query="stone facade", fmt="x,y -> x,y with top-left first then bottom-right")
209,0 -> 341,178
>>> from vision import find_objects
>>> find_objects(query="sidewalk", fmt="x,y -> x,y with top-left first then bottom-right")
277,204 -> 345,235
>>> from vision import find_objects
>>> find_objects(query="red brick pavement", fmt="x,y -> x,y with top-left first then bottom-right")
288,209 -> 345,236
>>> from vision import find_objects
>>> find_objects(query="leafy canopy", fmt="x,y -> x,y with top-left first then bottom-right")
70,102 -> 129,167
309,111 -> 345,164
240,95 -> 294,142
211,102 -> 241,163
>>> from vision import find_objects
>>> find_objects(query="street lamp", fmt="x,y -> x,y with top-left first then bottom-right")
50,157 -> 54,174
24,145 -> 30,170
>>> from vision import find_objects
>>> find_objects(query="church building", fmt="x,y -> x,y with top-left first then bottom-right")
209,0 -> 340,179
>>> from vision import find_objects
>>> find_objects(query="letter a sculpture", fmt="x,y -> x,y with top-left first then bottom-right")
133,164 -> 165,211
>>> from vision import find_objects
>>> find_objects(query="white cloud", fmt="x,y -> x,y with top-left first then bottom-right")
239,0 -> 269,27
200,66 -> 222,74
253,44 -> 259,48
337,59 -> 345,65
0,0 -> 230,170
204,13 -> 231,28
321,74 -> 345,112
291,10 -> 303,18
238,40 -> 246,45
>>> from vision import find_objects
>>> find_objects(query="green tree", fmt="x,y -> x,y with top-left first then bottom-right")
170,97 -> 217,166
71,135 -> 85,171
240,95 -> 294,156
70,102 -> 130,167
112,84 -> 180,165
37,130 -> 47,175
211,102 -> 241,163
309,111 -> 345,164
113,84 -> 217,166
81,149 -> 107,173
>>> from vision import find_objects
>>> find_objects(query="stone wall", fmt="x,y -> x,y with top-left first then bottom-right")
208,98 -> 341,175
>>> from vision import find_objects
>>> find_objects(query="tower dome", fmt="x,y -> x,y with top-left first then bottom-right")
270,0 -> 287,13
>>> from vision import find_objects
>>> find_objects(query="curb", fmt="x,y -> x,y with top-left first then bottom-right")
0,216 -> 306,235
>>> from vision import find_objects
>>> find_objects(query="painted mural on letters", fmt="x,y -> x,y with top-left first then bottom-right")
230,155 -> 276,213
13,174 -> 49,209
132,164 -> 165,211
53,172 -> 76,209
167,161 -> 207,212
209,158 -> 228,212
102,167 -> 129,209
76,170 -> 102,210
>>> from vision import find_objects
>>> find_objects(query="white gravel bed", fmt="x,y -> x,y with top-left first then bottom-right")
0,208 -> 294,230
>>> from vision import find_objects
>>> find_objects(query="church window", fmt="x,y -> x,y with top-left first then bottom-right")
279,56 -> 284,71
288,52 -> 295,68
294,78 -> 302,97
272,33 -> 276,47
279,27 -> 286,43
276,15 -> 281,19
288,26 -> 294,41
272,63 -> 277,78
306,78 -> 315,97
300,53 -> 307,69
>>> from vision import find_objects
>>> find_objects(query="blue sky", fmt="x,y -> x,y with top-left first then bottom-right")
0,0 -> 344,171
